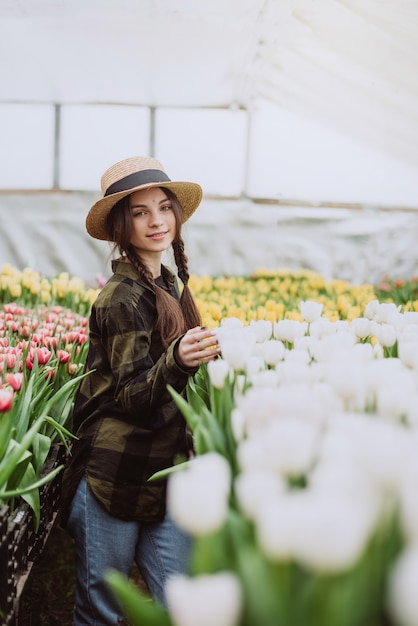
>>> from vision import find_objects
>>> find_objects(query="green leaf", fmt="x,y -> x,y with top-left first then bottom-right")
167,385 -> 201,432
12,373 -> 36,442
105,569 -> 171,626
19,462 -> 41,531
186,375 -> 210,412
148,460 -> 192,482
5,443 -> 32,491
38,370 -> 91,420
0,410 -> 15,460
0,416 -> 45,488
0,465 -> 63,500
31,432 -> 51,474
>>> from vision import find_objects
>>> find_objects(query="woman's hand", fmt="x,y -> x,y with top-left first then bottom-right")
177,326 -> 220,369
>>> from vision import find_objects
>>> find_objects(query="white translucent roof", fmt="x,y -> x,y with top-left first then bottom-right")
0,0 -> 417,206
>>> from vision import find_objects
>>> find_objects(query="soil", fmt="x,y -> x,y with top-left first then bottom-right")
16,524 -> 148,625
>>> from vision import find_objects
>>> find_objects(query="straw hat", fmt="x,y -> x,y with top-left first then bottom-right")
86,156 -> 203,240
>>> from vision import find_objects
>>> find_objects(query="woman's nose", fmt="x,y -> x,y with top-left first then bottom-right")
149,210 -> 163,225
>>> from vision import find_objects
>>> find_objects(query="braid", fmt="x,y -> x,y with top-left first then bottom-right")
126,247 -> 154,285
173,238 -> 201,329
172,237 -> 190,286
125,246 -> 185,348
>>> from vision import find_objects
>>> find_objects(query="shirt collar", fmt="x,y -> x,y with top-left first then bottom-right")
111,258 -> 176,289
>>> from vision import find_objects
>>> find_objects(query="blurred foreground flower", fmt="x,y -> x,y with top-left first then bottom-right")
166,572 -> 242,626
167,453 -> 231,536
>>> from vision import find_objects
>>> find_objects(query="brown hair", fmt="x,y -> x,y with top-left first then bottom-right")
106,188 -> 201,347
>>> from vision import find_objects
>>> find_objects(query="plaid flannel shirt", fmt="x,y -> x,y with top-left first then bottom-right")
61,259 -> 197,524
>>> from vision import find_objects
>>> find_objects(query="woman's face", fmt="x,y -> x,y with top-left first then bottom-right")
128,186 -> 176,262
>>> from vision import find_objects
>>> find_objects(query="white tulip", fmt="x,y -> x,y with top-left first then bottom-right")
321,360 -> 368,409
234,469 -> 285,521
273,319 -> 307,343
374,381 -> 411,421
220,339 -> 255,371
364,299 -> 380,320
398,339 -> 418,369
372,322 -> 397,348
372,302 -> 402,324
230,407 -> 246,442
166,572 -> 243,626
399,459 -> 418,543
324,412 -> 409,493
311,381 -> 344,417
350,317 -> 371,339
207,358 -> 230,389
237,437 -> 269,471
362,423 -> 410,491
167,453 -> 230,536
309,317 -> 336,338
292,492 -> 377,573
399,326 -> 418,343
258,417 -> 319,477
234,374 -> 247,395
234,387 -> 282,430
220,317 -> 244,329
403,312 -> 418,325
245,355 -> 265,376
352,342 -> 374,361
293,335 -> 322,361
275,361 -> 313,385
249,369 -> 279,388
249,319 -> 273,342
373,342 -> 385,359
310,458 -> 375,499
191,451 -> 231,486
335,320 -> 350,332
300,300 -> 324,323
371,303 -> 391,324
259,339 -> 285,366
387,546 -> 418,626
310,332 -> 357,364
319,423 -> 361,465
404,392 -> 418,428
256,494 -> 301,561
257,491 -> 377,574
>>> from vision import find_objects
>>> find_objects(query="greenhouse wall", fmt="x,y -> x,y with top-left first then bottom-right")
0,191 -> 417,286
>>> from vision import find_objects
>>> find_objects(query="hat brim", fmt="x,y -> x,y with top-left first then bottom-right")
86,181 -> 203,241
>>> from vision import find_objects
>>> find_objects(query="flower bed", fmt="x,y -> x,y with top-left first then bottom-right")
0,444 -> 68,625
0,295 -> 90,625
2,263 -> 418,626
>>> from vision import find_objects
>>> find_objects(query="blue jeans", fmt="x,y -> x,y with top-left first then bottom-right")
67,476 -> 192,626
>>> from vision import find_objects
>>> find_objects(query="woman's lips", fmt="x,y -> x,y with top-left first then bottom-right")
148,232 -> 167,240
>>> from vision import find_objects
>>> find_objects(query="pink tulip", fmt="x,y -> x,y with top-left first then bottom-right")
5,353 -> 17,369
5,372 -> 23,391
56,350 -> 71,364
19,324 -> 31,338
0,388 -> 14,412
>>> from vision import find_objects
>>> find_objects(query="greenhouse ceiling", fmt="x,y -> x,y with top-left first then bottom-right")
0,0 -> 417,203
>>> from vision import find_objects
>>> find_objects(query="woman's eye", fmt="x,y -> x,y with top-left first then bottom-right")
161,204 -> 172,211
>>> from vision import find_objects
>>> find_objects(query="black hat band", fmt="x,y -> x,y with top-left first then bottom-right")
105,169 -> 171,197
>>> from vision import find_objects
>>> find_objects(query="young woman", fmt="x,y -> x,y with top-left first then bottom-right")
61,156 -> 219,625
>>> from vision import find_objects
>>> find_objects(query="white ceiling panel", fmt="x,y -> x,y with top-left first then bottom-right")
0,0 -> 417,203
